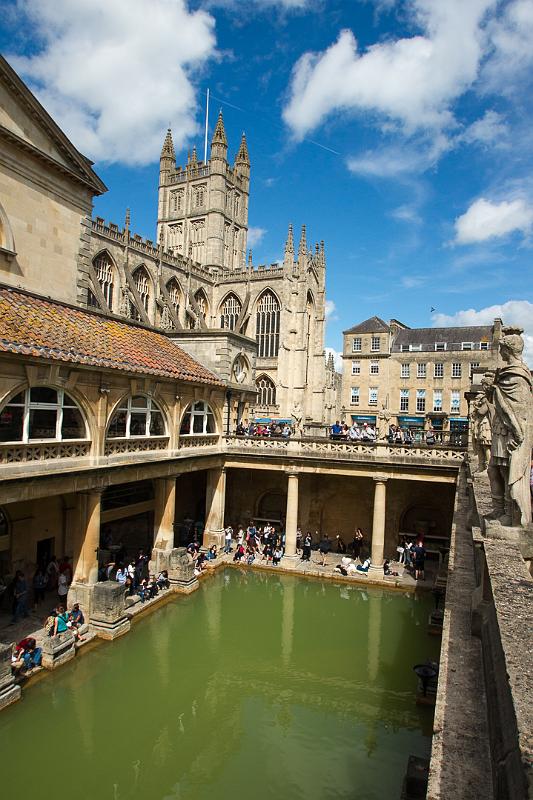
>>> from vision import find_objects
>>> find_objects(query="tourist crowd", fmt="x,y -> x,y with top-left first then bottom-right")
330,421 -> 377,441
236,420 -> 292,438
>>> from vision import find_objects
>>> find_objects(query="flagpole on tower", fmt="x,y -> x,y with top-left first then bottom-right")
204,88 -> 210,163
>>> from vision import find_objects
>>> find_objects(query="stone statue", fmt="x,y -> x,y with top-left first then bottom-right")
485,328 -> 532,527
470,388 -> 492,474
377,407 -> 391,441
291,401 -> 302,434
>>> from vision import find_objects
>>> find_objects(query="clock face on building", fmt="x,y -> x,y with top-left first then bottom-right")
232,355 -> 248,384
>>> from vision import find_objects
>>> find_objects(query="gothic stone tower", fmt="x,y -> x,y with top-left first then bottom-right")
157,112 -> 250,270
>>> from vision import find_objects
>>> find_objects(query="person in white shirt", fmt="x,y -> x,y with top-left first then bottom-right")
349,424 -> 360,441
224,525 -> 233,554
115,567 -> 127,584
357,557 -> 371,573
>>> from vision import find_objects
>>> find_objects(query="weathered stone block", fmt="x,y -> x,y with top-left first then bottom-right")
149,547 -> 171,575
89,581 -> 130,640
41,631 -> 76,670
0,643 -> 21,710
168,547 -> 198,593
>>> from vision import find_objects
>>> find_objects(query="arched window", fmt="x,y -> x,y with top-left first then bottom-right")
107,395 -> 166,439
180,401 -> 216,435
134,267 -> 150,312
220,294 -> 241,330
256,375 -> 276,407
92,252 -> 114,310
0,387 -> 87,442
256,291 -> 280,358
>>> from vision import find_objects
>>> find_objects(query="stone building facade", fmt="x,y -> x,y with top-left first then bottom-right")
84,116 -> 329,428
340,316 -> 499,437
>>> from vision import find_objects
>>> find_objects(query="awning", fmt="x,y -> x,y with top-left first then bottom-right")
351,414 -> 376,423
398,416 -> 424,425
450,417 -> 468,422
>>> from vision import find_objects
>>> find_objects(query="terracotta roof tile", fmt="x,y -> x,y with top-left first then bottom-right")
0,287 -> 223,385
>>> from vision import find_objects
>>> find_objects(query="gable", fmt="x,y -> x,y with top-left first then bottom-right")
0,56 -> 106,195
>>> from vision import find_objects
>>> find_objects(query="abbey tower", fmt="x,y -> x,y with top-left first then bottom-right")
157,112 -> 250,271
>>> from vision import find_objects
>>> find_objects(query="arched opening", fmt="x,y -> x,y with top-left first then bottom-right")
256,290 -> 280,358
133,265 -> 151,315
180,401 -> 216,435
107,395 -> 167,438
0,387 -> 88,442
256,491 -> 286,526
400,505 -> 444,540
90,251 -> 115,310
219,293 -> 242,330
188,289 -> 209,329
255,374 -> 276,407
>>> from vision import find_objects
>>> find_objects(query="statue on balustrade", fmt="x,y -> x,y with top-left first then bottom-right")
470,386 -> 492,474
485,328 -> 532,527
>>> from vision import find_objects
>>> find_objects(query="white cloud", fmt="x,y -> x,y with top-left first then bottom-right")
348,133 -> 451,177
325,346 -> 343,371
283,1 -> 496,140
9,0 -> 217,165
391,205 -> 422,224
401,275 -> 426,289
454,197 -> 533,244
432,301 -> 533,366
325,299 -> 338,321
484,0 -> 533,91
247,226 -> 267,247
460,110 -> 508,146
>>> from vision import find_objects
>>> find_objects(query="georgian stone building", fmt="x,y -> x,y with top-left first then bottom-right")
340,316 -> 499,437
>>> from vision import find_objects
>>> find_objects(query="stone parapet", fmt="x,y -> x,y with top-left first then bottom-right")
0,643 -> 21,709
89,582 -> 130,640
41,631 -> 76,670
168,548 -> 198,593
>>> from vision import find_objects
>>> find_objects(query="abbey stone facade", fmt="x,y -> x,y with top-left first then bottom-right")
84,113 -> 334,429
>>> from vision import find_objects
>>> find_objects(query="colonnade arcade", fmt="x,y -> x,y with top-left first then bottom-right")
0,463 -> 455,596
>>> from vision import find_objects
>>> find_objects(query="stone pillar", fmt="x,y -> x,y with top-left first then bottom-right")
369,476 -> 388,575
90,581 -> 131,640
0,643 -> 21,709
203,467 -> 226,549
73,490 -> 101,585
69,490 -> 102,618
151,478 -> 177,574
168,547 -> 199,593
285,472 -> 299,557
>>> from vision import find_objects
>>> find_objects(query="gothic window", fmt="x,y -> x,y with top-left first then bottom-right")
224,223 -> 231,267
180,401 -> 216,435
190,219 -> 205,262
0,387 -> 87,443
188,289 -> 208,330
194,184 -> 206,208
92,252 -> 114,310
168,223 -> 183,254
220,294 -> 241,330
167,279 -> 181,317
256,290 -> 280,358
133,266 -> 150,312
107,395 -> 166,438
234,194 -> 240,217
256,375 -> 276,407
170,190 -> 184,213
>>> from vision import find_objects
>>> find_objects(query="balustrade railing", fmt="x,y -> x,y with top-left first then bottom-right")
0,440 -> 91,464
104,437 -> 170,457
179,434 -> 220,449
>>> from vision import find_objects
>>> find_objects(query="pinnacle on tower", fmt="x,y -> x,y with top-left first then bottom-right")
285,223 -> 294,257
160,128 -> 175,160
191,145 -> 198,165
248,249 -> 253,267
298,224 -> 307,258
212,110 -> 228,145
235,132 -> 250,165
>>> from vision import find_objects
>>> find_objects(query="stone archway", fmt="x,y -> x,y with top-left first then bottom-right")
256,490 -> 286,525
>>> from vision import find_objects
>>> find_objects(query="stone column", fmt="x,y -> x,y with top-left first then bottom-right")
285,472 -> 299,557
203,467 -> 227,549
73,490 -> 101,585
0,644 -> 21,709
153,478 -> 176,549
369,476 -> 388,575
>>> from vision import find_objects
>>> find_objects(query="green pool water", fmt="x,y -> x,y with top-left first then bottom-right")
0,570 -> 439,800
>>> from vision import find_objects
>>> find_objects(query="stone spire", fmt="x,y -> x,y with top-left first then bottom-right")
211,110 -> 228,160
248,249 -> 253,268
285,223 -> 294,258
160,128 -> 175,160
235,132 -> 250,165
298,224 -> 307,258
191,144 -> 198,166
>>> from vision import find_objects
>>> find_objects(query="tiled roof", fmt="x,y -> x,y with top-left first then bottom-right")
343,316 -> 390,335
0,287 -> 223,385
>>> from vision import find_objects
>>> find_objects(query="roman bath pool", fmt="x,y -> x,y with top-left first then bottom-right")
0,570 -> 439,799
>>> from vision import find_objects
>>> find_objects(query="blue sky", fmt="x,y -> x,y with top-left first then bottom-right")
2,0 -> 533,363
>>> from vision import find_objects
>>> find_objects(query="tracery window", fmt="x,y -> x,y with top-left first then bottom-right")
107,395 -> 166,439
220,294 -> 241,330
167,279 -> 181,318
180,401 -> 216,435
256,375 -> 276,407
134,267 -> 150,312
256,291 -> 280,358
88,252 -> 114,310
0,387 -> 87,443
